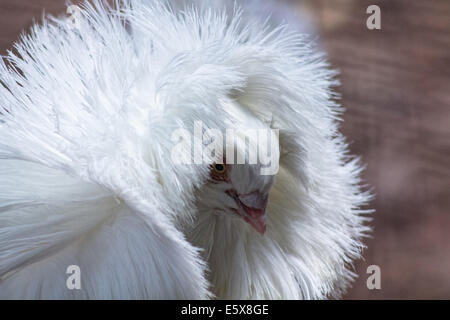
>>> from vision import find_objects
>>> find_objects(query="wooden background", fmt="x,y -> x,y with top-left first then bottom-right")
1,0 -> 449,299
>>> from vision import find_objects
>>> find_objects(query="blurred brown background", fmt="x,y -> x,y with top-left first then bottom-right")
1,0 -> 449,299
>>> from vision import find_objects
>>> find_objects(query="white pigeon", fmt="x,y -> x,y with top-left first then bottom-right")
0,0 -> 371,299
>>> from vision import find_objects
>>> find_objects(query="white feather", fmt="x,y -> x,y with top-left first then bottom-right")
0,0 -> 371,299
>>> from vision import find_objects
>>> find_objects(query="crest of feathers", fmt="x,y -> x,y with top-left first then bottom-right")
0,0 -> 372,299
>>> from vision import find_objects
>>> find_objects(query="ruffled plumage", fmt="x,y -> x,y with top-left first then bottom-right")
0,0 -> 371,299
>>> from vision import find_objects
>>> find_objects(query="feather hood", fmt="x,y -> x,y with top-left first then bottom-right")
0,0 -> 371,299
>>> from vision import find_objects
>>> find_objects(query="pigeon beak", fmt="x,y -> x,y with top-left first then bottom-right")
242,207 -> 267,235
237,192 -> 268,235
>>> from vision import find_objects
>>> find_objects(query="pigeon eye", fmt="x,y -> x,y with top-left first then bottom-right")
214,164 -> 226,173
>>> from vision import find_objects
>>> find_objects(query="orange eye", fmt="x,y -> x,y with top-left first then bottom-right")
213,163 -> 226,174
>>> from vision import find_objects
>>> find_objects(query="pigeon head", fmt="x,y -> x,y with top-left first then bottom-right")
193,107 -> 280,235
204,161 -> 276,234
